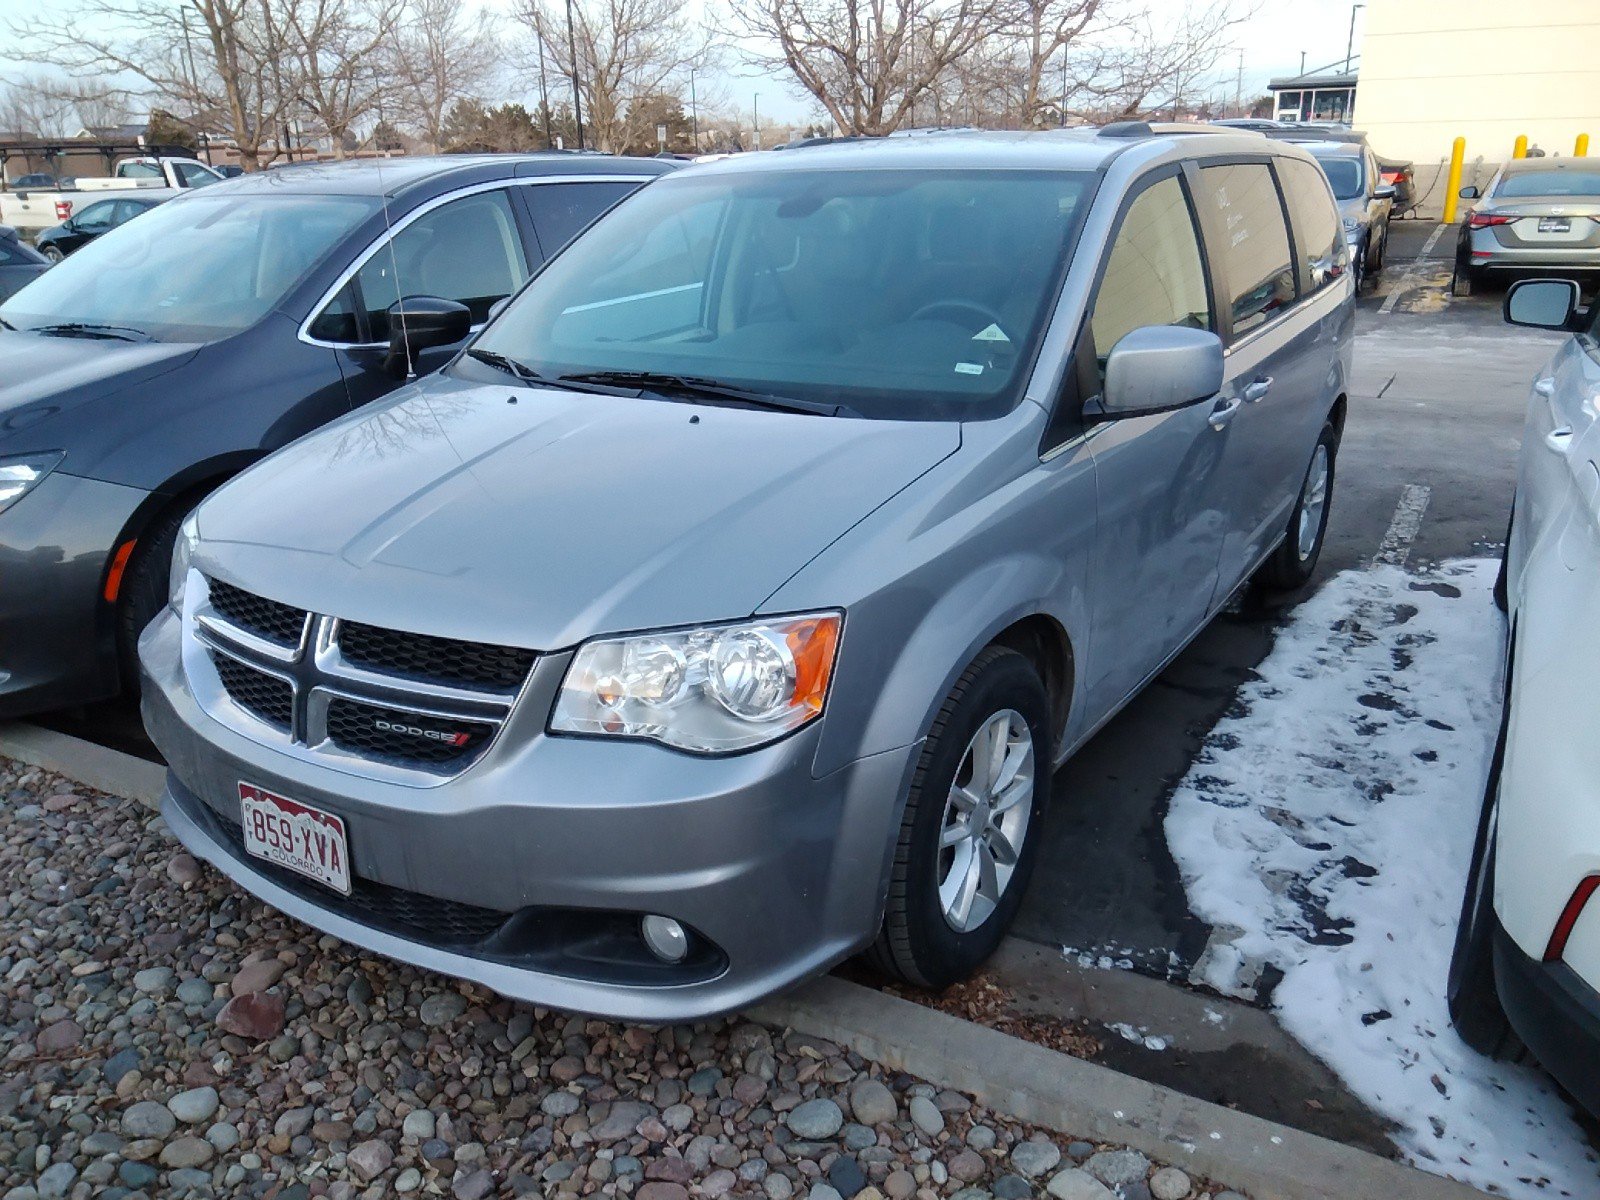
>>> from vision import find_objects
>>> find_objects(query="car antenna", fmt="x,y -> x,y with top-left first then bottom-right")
369,152 -> 415,380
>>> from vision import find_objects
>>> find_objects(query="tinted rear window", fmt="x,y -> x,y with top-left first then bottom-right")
1497,170 -> 1600,198
1196,164 -> 1296,335
1277,158 -> 1345,294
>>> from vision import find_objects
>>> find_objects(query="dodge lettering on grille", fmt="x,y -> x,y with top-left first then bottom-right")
373,718 -> 473,747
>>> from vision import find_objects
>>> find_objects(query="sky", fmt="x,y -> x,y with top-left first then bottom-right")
1,0 -> 1368,129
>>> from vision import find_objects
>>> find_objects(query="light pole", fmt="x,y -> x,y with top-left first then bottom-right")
1345,4 -> 1365,73
1235,49 -> 1244,115
565,0 -> 585,150
689,68 -> 699,150
753,93 -> 760,149
1059,50 -> 1068,128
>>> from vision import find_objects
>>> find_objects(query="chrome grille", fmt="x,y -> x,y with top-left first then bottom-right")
338,621 -> 535,692
212,654 -> 293,730
188,576 -> 533,783
325,697 -> 496,765
207,579 -> 308,648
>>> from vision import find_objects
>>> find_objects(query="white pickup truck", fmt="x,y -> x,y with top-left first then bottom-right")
0,156 -> 224,238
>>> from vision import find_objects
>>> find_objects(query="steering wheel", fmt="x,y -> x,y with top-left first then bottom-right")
908,300 -> 1010,341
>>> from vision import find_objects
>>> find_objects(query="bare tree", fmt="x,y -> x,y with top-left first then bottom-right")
1066,1 -> 1250,120
734,0 -> 1018,136
281,0 -> 403,157
514,0 -> 717,155
8,0 -> 297,168
0,75 -> 77,138
389,0 -> 497,151
1012,0 -> 1101,127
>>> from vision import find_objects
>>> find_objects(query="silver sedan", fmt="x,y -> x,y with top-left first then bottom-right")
1454,160 -> 1600,295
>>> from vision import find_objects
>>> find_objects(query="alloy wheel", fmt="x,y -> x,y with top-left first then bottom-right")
937,709 -> 1035,933
1297,443 -> 1330,560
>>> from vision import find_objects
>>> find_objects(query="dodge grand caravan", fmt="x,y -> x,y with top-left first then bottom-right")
142,128 -> 1355,1020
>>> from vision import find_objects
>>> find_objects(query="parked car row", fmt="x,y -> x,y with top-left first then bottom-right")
0,127 -> 1358,1020
1453,159 -> 1600,296
0,155 -> 223,237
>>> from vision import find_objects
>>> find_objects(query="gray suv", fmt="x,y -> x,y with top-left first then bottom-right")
141,128 -> 1354,1020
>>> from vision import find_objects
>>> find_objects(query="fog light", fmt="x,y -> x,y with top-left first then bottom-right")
641,915 -> 688,963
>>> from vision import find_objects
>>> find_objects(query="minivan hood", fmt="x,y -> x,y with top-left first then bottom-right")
197,376 -> 961,650
0,329 -> 199,433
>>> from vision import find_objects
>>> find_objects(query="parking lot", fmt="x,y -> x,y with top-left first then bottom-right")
13,218 -> 1600,1198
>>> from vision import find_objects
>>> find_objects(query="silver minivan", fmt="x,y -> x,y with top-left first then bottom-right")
141,128 -> 1354,1020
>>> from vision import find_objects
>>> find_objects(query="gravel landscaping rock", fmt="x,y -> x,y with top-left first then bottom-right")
0,760 -> 1243,1200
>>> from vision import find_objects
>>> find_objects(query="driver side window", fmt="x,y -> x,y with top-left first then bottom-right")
1089,176 -> 1212,379
74,202 -> 117,233
310,188 -> 529,345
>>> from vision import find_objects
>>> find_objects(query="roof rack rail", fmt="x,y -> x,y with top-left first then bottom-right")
1096,121 -> 1154,138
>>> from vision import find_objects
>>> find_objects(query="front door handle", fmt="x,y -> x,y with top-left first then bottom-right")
1243,376 -> 1274,403
1546,426 -> 1574,454
1208,396 -> 1243,431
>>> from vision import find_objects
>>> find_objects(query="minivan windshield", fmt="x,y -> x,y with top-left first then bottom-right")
0,192 -> 376,342
473,167 -> 1095,420
1313,155 -> 1363,200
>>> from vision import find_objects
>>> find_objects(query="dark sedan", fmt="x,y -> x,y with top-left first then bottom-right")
35,191 -> 175,261
0,152 -> 674,717
0,225 -> 49,301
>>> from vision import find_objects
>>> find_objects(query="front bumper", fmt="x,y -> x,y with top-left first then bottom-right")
1495,921 -> 1600,1117
0,470 -> 145,716
141,609 -> 918,1022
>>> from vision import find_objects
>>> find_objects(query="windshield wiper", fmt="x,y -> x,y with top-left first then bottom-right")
466,348 -> 633,395
559,370 -> 857,418
32,322 -> 151,342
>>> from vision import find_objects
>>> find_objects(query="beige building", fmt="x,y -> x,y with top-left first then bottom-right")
1353,0 -> 1600,175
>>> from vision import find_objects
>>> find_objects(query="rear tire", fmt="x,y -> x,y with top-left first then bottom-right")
116,504 -> 194,695
1452,254 -> 1477,297
1369,227 -> 1386,272
1448,672 -> 1523,1059
866,647 -> 1052,989
1255,421 -> 1338,592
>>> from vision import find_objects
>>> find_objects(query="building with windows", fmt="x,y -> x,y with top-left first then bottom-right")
1267,64 -> 1359,126
1351,0 -> 1600,169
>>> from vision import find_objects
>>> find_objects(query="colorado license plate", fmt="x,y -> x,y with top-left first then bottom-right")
1538,217 -> 1571,233
239,782 -> 352,895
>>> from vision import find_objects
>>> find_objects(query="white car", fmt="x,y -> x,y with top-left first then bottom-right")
1449,276 -> 1600,1115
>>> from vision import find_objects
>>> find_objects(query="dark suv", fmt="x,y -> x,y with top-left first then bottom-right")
0,153 -> 673,716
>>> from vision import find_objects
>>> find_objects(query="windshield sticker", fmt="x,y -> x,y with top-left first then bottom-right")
972,324 -> 1010,343
954,362 -> 985,375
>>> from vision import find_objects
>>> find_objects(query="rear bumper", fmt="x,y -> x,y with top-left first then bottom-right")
1495,921 -> 1600,1117
0,471 -> 144,716
1466,230 -> 1600,270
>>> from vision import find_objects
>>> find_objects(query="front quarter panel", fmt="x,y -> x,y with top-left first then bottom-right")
763,407 -> 1095,781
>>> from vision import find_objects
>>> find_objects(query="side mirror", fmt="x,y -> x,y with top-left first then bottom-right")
1504,278 -> 1580,331
1373,184 -> 1396,200
1458,185 -> 1480,199
1097,326 -> 1225,419
383,295 -> 472,378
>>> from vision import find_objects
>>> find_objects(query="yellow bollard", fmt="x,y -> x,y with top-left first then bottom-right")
1513,134 -> 1528,159
1578,133 -> 1591,158
1443,137 -> 1467,225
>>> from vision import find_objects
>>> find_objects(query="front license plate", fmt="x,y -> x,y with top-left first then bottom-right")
1538,217 -> 1571,233
239,782 -> 351,895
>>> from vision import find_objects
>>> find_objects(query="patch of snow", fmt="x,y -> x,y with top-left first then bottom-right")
1105,1022 -> 1169,1052
1165,559 -> 1600,1197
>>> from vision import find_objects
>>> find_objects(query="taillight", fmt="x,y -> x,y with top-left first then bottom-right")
1544,875 -> 1600,962
1381,169 -> 1408,185
54,199 -> 72,221
1468,212 -> 1513,229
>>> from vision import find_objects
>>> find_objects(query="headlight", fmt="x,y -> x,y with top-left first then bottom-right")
550,612 -> 842,754
169,511 -> 199,613
0,452 -> 64,515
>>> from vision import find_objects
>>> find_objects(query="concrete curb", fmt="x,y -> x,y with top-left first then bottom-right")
0,724 -> 1488,1199
751,976 -> 1489,1200
0,721 -> 165,810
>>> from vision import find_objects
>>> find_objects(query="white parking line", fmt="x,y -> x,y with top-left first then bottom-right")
1378,224 -> 1449,316
1374,483 -> 1432,565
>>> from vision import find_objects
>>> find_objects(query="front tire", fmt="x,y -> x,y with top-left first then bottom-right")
116,503 -> 195,694
1255,420 -> 1337,592
41,244 -> 64,263
867,647 -> 1052,989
